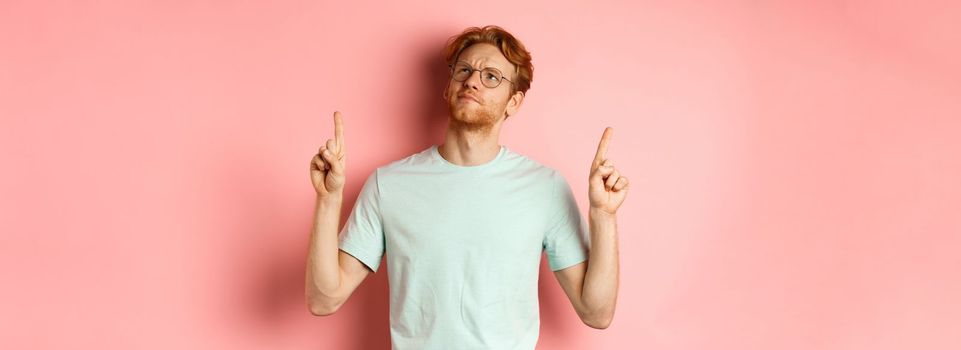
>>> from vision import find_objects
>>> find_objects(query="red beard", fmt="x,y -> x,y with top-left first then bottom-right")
447,96 -> 503,132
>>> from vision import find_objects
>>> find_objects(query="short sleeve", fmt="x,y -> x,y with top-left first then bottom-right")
543,171 -> 590,271
337,169 -> 386,273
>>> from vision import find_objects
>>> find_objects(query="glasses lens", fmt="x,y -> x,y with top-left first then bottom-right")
451,63 -> 504,88
452,63 -> 472,81
481,68 -> 502,88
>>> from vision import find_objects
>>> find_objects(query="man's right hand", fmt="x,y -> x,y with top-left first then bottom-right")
311,111 -> 346,199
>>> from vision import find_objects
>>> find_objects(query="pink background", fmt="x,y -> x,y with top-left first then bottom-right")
2,1 -> 960,349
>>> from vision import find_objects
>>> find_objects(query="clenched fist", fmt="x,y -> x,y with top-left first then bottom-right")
310,111 -> 346,199
588,127 -> 629,214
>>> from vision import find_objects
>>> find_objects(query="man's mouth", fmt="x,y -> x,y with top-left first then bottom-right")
458,94 -> 480,103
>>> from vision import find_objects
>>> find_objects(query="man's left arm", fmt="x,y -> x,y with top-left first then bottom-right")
554,127 -> 629,329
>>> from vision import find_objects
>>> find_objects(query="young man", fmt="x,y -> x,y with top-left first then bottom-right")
306,25 -> 629,349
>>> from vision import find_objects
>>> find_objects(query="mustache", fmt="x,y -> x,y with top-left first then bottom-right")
457,92 -> 480,103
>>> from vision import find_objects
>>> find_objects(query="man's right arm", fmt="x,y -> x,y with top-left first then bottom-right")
305,196 -> 371,316
304,111 -> 370,316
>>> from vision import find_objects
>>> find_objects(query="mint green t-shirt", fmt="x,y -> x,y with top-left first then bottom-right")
337,144 -> 590,350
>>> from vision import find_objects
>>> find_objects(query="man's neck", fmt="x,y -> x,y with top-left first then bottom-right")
438,121 -> 503,166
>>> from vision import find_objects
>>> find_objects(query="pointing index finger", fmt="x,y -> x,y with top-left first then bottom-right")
333,111 -> 344,153
593,127 -> 612,165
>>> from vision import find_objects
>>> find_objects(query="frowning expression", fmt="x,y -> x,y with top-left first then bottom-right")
444,43 -> 524,128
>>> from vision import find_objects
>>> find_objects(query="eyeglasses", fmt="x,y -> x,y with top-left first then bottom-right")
448,61 -> 515,89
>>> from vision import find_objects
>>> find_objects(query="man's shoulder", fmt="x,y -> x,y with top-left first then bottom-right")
366,146 -> 434,179
501,147 -> 562,179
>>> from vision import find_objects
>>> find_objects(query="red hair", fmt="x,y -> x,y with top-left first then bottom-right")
443,25 -> 533,95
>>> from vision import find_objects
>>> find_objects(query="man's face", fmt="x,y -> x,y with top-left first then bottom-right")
444,43 -> 523,130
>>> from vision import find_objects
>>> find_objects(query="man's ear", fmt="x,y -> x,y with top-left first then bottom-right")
505,91 -> 525,119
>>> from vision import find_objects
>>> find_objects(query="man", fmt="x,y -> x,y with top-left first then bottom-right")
305,25 -> 629,349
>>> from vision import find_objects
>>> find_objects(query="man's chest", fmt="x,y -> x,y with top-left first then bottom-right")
380,177 -> 553,257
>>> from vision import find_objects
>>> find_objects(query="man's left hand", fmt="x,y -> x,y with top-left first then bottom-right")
588,127 -> 629,215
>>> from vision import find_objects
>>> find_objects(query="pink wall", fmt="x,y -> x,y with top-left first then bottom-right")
2,1 -> 959,349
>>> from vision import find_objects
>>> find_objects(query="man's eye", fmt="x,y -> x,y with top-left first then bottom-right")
458,68 -> 471,74
484,72 -> 498,81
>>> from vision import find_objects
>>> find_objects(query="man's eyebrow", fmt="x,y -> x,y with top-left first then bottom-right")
456,60 -> 507,72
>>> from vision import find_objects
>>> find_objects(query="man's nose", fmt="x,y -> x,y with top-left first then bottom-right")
462,70 -> 482,90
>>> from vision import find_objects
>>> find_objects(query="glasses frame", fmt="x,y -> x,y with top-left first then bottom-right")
448,61 -> 515,89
